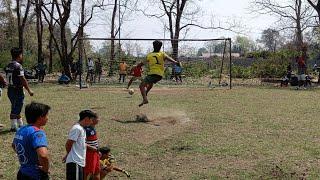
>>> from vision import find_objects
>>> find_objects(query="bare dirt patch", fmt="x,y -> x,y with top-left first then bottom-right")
112,109 -> 193,145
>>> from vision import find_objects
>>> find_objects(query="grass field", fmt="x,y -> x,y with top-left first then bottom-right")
1,83 -> 320,179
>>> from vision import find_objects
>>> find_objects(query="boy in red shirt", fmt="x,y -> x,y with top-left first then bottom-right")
84,113 -> 100,180
126,64 -> 143,89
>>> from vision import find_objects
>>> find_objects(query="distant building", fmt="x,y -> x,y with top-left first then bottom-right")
200,52 -> 240,58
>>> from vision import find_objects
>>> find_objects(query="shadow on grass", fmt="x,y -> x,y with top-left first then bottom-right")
0,129 -> 14,135
113,119 -> 146,124
113,119 -> 160,126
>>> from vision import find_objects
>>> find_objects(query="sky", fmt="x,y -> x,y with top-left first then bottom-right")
79,0 -> 278,51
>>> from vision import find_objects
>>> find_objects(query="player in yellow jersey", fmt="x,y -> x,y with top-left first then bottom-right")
138,40 -> 178,107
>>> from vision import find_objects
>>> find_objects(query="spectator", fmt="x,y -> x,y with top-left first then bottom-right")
12,102 -> 51,180
119,60 -> 128,83
95,58 -> 103,83
173,62 -> 183,83
63,110 -> 96,180
86,58 -> 95,82
99,146 -> 130,179
84,114 -> 100,180
35,62 -> 47,83
58,71 -> 70,85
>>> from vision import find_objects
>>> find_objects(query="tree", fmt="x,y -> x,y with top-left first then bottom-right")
233,36 -> 255,55
97,0 -> 138,76
42,0 -> 98,78
251,0 -> 315,50
259,28 -> 283,52
307,0 -> 320,23
197,47 -> 208,57
16,0 -> 32,50
141,0 -> 238,61
34,0 -> 44,63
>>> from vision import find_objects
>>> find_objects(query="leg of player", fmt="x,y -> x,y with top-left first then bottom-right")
146,83 -> 153,96
127,78 -> 134,89
139,82 -> 149,107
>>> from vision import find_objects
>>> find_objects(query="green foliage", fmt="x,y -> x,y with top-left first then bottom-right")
232,66 -> 253,79
0,51 -> 11,69
183,61 -> 212,78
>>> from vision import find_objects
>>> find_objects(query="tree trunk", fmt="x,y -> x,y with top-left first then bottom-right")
60,26 -> 71,77
16,0 -> 23,49
48,1 -> 55,73
109,0 -> 118,76
16,0 -> 31,51
36,0 -> 43,63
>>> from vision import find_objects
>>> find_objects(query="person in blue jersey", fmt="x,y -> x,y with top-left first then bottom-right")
5,47 -> 34,132
12,102 -> 51,180
173,62 -> 183,83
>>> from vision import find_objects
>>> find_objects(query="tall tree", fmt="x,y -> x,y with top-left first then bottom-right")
34,0 -> 44,63
252,0 -> 315,50
42,0 -> 98,77
307,0 -> 320,23
97,0 -> 138,76
141,0 -> 237,60
16,0 -> 32,50
259,28 -> 283,52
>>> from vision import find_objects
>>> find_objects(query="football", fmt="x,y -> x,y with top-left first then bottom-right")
128,88 -> 134,95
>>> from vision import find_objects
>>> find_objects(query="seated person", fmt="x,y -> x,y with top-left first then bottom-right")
99,146 -> 130,179
58,72 -> 70,84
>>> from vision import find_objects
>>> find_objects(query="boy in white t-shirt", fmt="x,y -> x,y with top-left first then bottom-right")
63,110 -> 97,180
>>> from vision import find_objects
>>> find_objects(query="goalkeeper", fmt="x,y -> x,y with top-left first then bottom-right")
99,146 -> 131,179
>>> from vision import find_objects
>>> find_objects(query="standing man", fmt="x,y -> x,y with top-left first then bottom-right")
94,58 -> 103,83
138,40 -> 178,107
173,62 -> 183,83
5,47 -> 34,132
63,110 -> 96,180
86,58 -> 95,82
0,74 -> 7,129
12,102 -> 51,180
119,60 -> 128,83
297,51 -> 307,89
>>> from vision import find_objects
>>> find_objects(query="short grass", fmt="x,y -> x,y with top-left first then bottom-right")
1,83 -> 320,179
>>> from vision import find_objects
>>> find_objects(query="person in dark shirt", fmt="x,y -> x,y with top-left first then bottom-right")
95,58 -> 103,83
34,59 -> 47,83
5,47 -> 34,132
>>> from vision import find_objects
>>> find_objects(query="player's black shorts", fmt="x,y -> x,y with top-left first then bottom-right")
66,162 -> 83,180
17,170 -> 49,180
144,74 -> 162,84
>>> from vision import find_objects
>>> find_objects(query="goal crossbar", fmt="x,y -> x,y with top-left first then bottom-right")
80,37 -> 231,42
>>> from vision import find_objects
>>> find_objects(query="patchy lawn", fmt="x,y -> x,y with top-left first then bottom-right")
1,83 -> 320,179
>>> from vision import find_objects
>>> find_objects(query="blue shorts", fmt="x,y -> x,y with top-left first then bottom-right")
7,87 -> 24,116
